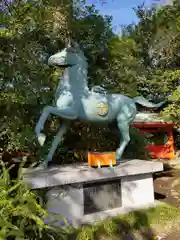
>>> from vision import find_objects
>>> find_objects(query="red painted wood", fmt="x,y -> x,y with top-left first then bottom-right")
131,122 -> 175,160
132,122 -> 175,129
145,144 -> 174,159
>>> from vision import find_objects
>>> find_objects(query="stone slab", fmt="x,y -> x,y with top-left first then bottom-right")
43,171 -> 156,227
44,185 -> 84,227
23,160 -> 163,189
84,179 -> 122,214
121,173 -> 154,206
45,181 -> 161,228
22,160 -> 163,227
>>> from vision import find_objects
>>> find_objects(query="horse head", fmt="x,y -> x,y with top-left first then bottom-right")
48,42 -> 88,68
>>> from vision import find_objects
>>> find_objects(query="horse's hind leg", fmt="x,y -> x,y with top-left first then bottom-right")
116,121 -> 131,161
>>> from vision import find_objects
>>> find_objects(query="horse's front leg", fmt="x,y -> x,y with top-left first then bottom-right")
35,106 -> 77,146
42,120 -> 70,167
35,106 -> 52,146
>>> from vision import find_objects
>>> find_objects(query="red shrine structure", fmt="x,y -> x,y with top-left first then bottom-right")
131,109 -> 177,160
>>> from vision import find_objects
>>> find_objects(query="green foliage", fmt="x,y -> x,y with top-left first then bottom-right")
2,0 -> 179,162
0,0 -> 116,156
67,204 -> 180,240
0,0 -> 146,161
51,123 -> 149,163
124,128 -> 150,160
108,36 -> 141,96
0,161 -> 51,239
125,0 -> 180,123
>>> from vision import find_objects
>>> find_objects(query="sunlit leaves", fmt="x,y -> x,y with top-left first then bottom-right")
108,36 -> 141,96
127,0 -> 180,122
0,0 -> 117,154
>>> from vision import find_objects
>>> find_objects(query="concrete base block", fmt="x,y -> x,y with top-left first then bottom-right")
44,173 -> 155,227
121,173 -> 154,207
44,185 -> 84,227
23,160 -> 163,227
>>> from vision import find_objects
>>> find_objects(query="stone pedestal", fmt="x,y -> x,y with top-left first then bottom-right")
23,159 -> 163,227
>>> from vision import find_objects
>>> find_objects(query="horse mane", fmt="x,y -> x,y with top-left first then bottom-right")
66,45 -> 88,63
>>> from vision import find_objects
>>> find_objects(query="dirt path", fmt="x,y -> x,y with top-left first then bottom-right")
153,167 -> 180,239
154,168 -> 180,207
163,231 -> 180,240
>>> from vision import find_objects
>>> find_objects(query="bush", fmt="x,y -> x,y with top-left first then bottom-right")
124,128 -> 150,159
48,123 -> 150,164
0,161 -> 53,239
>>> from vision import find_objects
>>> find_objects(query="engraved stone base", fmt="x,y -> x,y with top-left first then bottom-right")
83,179 -> 121,215
23,160 -> 163,227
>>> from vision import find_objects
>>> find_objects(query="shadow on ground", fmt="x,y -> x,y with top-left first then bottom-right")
65,209 -> 159,240
153,162 -> 175,180
154,192 -> 166,200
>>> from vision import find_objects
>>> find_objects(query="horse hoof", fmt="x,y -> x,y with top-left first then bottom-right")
38,161 -> 48,169
38,133 -> 46,146
42,163 -> 48,169
116,151 -> 121,161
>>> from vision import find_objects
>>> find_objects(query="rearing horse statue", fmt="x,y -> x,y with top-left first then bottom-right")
35,43 -> 165,167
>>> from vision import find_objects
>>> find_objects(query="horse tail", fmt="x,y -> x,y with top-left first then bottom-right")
133,96 -> 166,108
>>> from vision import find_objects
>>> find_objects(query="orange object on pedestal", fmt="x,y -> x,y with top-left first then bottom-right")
88,152 -> 116,167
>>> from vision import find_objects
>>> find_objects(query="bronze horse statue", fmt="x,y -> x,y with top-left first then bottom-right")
35,43 -> 165,167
